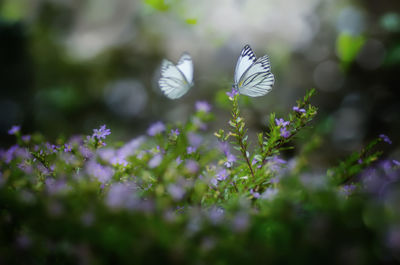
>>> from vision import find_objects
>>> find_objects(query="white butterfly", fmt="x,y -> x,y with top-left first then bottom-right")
233,45 -> 275,97
158,53 -> 194,99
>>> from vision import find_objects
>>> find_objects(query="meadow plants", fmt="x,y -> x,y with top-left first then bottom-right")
0,89 -> 399,264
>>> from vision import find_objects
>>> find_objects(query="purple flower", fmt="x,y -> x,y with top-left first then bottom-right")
79,146 -> 93,159
17,162 -> 33,174
64,144 -> 72,152
45,178 -> 70,195
208,207 -> 225,225
187,146 -> 196,154
224,153 -> 236,168
340,183 -> 357,197
106,182 -> 138,209
261,188 -> 278,200
293,106 -> 306,113
195,101 -> 211,113
45,143 -> 59,154
188,133 -> 203,148
170,129 -> 180,136
193,117 -> 207,131
168,184 -> 185,200
210,178 -> 218,187
232,212 -> 249,232
250,189 -> 260,199
268,156 -> 287,172
393,160 -> 400,166
92,125 -> 111,140
8,125 -> 20,135
86,160 -> 114,184
275,118 -> 290,127
118,137 -> 145,158
217,169 -> 229,181
149,154 -> 162,168
3,145 -> 18,164
110,156 -> 128,167
379,134 -> 392,144
280,127 -> 290,138
147,121 -> 165,136
218,141 -> 230,156
185,160 -> 199,174
226,87 -> 239,99
21,135 -> 31,142
176,156 -> 183,165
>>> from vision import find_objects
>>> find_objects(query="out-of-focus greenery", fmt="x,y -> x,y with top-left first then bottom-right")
1,1 -> 400,263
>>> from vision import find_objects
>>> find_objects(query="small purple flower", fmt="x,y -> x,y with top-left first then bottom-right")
379,134 -> 392,144
226,87 -> 239,99
64,144 -> 72,152
17,162 -> 33,174
210,178 -> 218,187
8,125 -> 20,135
187,146 -> 196,154
168,184 -> 185,200
280,127 -> 290,138
92,125 -> 111,140
21,135 -> 31,142
261,188 -> 278,200
218,141 -> 230,156
45,143 -> 59,154
224,153 -> 236,168
232,212 -> 249,232
176,156 -> 183,165
106,182 -> 138,209
195,101 -> 211,113
250,189 -> 260,199
86,160 -> 114,184
269,156 -> 287,172
148,154 -> 162,168
147,121 -> 165,136
185,160 -> 199,174
340,183 -> 357,197
79,146 -> 93,159
193,117 -> 207,131
3,145 -> 18,164
393,160 -> 400,166
188,133 -> 203,148
275,118 -> 290,127
216,169 -> 229,181
293,106 -> 306,113
170,129 -> 180,136
45,178 -> 70,195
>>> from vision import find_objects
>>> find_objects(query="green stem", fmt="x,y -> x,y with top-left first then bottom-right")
231,96 -> 255,179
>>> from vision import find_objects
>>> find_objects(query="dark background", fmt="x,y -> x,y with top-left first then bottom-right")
1,0 -> 399,164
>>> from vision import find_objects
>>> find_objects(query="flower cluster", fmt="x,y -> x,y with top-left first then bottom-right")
1,91 -> 399,265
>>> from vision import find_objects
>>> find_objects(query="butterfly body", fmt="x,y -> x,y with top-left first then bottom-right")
158,53 -> 194,99
233,45 -> 275,97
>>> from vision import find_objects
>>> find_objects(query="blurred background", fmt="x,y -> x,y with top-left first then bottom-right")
0,0 -> 399,164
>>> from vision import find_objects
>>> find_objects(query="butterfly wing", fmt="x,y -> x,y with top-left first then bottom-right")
176,53 -> 193,85
234,45 -> 257,85
158,59 -> 191,99
237,55 -> 275,97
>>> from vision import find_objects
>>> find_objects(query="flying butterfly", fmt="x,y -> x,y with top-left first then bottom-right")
158,53 -> 194,99
233,44 -> 275,97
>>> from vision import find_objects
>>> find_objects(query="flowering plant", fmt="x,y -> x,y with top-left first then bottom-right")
0,89 -> 399,264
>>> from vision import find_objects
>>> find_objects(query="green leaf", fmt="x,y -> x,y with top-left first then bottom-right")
145,0 -> 170,11
185,18 -> 197,25
336,33 -> 365,67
